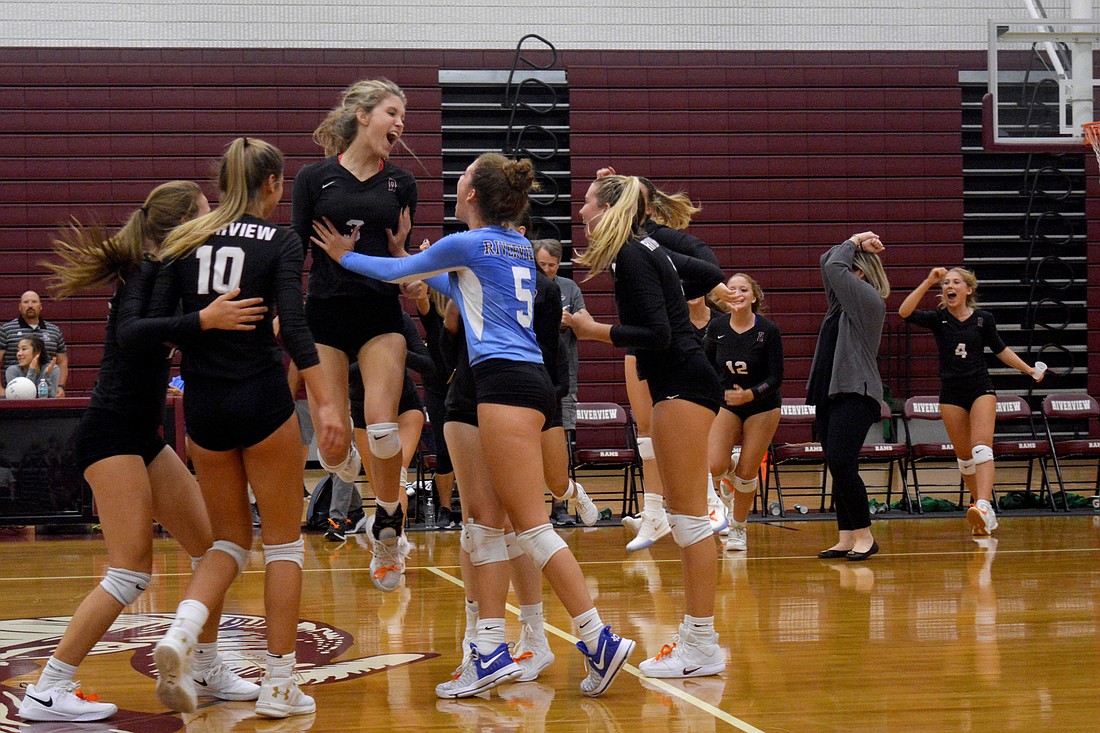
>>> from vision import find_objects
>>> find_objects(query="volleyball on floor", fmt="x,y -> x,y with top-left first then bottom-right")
5,377 -> 36,399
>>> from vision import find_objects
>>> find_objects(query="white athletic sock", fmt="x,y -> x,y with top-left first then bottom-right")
193,641 -> 219,672
573,608 -> 604,650
376,498 -> 400,515
643,492 -> 664,517
173,599 -> 209,639
37,656 -> 77,691
684,614 -> 715,639
475,618 -> 506,655
464,599 -> 479,639
265,651 -> 296,682
519,603 -> 544,630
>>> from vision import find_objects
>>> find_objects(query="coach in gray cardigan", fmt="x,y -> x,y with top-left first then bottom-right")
806,232 -> 890,562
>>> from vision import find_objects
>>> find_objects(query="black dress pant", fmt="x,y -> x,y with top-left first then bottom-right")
816,393 -> 880,531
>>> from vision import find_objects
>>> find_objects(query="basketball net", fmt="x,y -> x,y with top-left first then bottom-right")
1083,122 -> 1100,169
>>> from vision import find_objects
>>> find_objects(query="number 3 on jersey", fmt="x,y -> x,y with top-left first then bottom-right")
512,266 -> 533,328
196,245 -> 245,294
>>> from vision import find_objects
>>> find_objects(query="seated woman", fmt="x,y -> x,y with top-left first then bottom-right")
5,336 -> 59,397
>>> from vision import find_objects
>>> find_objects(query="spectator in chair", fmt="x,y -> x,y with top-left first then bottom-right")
1,291 -> 68,395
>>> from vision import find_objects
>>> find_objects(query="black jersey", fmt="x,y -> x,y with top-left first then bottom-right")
99,258 -> 202,427
703,313 -> 783,406
292,157 -> 418,301
904,308 -> 1007,380
610,236 -> 724,382
643,220 -> 719,267
148,215 -> 318,381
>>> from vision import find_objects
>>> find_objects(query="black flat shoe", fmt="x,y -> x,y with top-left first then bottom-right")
818,549 -> 850,559
846,541 -> 879,562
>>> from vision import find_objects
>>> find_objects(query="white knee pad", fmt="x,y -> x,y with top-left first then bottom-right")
636,436 -> 655,461
211,540 -> 251,575
503,531 -> 524,561
669,514 -> 713,548
459,524 -> 473,554
463,522 -> 508,566
367,422 -> 402,459
972,444 -> 994,465
516,523 -> 568,570
957,456 -> 976,475
263,537 -> 305,568
100,567 -> 151,606
733,475 -> 759,494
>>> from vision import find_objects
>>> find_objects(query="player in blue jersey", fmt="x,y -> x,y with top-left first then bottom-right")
899,266 -> 1044,536
312,152 -> 635,698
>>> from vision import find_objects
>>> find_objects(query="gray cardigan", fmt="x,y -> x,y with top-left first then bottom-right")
5,364 -> 60,397
807,239 -> 885,400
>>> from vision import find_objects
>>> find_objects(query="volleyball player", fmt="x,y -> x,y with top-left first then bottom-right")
148,138 -> 344,718
569,174 -> 726,679
596,168 -> 727,548
898,266 -> 1044,536
312,152 -> 635,697
292,79 -> 417,592
18,182 -> 265,723
705,274 -> 783,552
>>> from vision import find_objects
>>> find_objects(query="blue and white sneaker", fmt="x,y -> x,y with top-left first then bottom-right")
576,626 -> 635,697
435,643 -> 522,699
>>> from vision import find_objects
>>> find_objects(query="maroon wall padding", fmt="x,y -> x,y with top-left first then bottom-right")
4,47 -> 1092,404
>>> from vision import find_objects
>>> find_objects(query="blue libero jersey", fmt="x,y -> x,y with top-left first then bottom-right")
338,226 -> 543,366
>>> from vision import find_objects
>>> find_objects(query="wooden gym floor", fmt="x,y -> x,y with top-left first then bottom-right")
0,510 -> 1097,732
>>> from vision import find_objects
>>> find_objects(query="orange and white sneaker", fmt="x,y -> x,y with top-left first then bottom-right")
967,499 -> 998,536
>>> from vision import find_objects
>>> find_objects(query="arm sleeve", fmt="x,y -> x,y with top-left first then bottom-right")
981,311 -> 1007,354
340,233 -> 472,284
751,322 -> 784,400
903,308 -> 939,330
402,177 -> 419,249
47,367 -> 60,396
654,226 -> 720,266
662,248 -> 724,299
53,328 -> 67,354
534,276 -> 563,388
402,312 -> 435,379
291,167 -> 315,255
424,273 -> 454,298
4,365 -> 19,385
820,240 -> 877,317
274,232 -> 319,370
115,260 -> 202,349
702,317 -> 719,368
608,247 -> 673,350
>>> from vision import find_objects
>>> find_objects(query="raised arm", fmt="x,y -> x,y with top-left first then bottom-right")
898,267 -> 947,319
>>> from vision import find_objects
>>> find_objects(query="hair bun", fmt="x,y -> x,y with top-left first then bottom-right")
503,158 -> 537,193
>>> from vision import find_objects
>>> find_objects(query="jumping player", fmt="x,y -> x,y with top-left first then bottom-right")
898,266 -> 1044,536
292,79 -> 418,591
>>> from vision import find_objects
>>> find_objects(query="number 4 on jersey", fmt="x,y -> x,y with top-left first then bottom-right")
954,342 -> 967,359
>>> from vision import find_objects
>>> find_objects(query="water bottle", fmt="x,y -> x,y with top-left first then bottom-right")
793,504 -> 809,515
767,501 -> 783,516
423,489 -> 436,529
36,377 -> 48,399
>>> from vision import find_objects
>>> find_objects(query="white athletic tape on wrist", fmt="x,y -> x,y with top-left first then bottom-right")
367,422 -> 402,459
972,444 -> 994,465
733,475 -> 759,494
669,514 -> 713,548
636,436 -> 655,461
957,457 -> 976,475
100,567 -> 151,606
211,540 -> 251,575
263,537 -> 305,568
503,531 -> 524,560
463,522 -> 508,566
516,523 -> 568,569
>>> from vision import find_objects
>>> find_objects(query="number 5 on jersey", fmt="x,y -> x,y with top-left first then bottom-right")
512,266 -> 533,327
196,245 -> 246,294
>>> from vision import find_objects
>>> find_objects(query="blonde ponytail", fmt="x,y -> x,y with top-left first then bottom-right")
574,176 -> 646,279
160,138 -> 283,262
640,177 -> 701,230
45,180 -> 203,298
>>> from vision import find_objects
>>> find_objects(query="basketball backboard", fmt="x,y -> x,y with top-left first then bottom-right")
985,18 -> 1100,149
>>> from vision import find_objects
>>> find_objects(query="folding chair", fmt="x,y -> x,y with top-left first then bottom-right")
990,394 -> 1054,510
901,396 -> 963,511
764,398 -> 827,516
1041,393 -> 1100,510
570,402 -> 641,517
855,400 -> 913,512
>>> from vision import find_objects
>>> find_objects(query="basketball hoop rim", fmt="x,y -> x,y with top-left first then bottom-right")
1082,121 -> 1100,149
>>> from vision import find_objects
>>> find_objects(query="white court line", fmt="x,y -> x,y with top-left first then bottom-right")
425,565 -> 767,733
